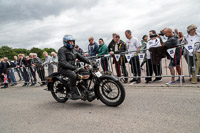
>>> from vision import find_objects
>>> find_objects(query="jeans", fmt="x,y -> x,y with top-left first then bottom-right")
8,69 -> 17,83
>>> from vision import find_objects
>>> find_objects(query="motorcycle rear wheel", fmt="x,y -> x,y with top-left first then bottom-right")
50,79 -> 68,103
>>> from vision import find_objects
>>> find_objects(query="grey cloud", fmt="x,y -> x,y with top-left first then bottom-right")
0,0 -> 200,52
0,0 -> 99,24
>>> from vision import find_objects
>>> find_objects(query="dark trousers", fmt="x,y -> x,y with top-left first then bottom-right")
20,67 -> 29,83
30,67 -> 37,83
15,68 -> 23,80
184,55 -> 194,75
130,56 -> 141,78
145,59 -> 162,81
36,67 -> 45,83
59,69 -> 77,88
101,58 -> 109,72
114,57 -> 128,80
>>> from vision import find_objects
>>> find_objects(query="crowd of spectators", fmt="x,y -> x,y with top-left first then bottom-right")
0,52 -> 58,88
1,24 -> 200,89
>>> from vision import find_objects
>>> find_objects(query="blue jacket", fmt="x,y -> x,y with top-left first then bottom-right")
88,42 -> 99,56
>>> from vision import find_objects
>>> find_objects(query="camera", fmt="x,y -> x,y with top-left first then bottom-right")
159,30 -> 164,36
150,34 -> 157,38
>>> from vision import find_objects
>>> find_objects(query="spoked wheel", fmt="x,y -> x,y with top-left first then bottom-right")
50,79 -> 68,103
96,79 -> 125,107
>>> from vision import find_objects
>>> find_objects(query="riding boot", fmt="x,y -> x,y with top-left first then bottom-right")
87,93 -> 96,102
70,87 -> 82,100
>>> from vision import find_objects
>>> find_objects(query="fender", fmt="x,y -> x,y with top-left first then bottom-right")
46,74 -> 64,91
98,74 -> 119,82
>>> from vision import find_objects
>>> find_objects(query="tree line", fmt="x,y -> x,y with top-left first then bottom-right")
0,46 -> 56,60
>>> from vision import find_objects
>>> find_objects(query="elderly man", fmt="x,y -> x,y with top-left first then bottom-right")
14,56 -> 23,81
43,51 -> 53,76
159,28 -> 180,85
50,52 -> 58,73
32,53 -> 46,86
182,24 -> 200,83
17,54 -> 30,86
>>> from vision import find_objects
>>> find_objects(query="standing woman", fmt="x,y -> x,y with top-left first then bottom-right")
97,38 -> 109,72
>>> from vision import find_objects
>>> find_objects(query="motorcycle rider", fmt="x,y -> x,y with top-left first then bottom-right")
58,35 -> 91,100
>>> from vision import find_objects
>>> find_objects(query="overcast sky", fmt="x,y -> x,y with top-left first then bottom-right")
0,0 -> 199,51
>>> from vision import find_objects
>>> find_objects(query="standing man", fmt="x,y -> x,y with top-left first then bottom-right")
159,28 -> 180,85
109,34 -> 128,83
108,33 -> 117,52
87,37 -> 99,60
50,52 -> 58,73
17,54 -> 30,86
43,51 -> 53,76
75,45 -> 84,55
145,30 -> 162,83
29,53 -> 37,86
125,30 -> 141,83
32,53 -> 46,86
14,56 -> 23,81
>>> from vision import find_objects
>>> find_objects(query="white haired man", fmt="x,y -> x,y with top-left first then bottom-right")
182,24 -> 200,83
32,53 -> 46,86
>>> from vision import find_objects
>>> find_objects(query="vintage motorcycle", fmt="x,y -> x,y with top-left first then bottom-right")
45,61 -> 126,107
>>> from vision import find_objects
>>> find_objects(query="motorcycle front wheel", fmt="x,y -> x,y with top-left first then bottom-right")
50,79 -> 68,103
96,79 -> 125,107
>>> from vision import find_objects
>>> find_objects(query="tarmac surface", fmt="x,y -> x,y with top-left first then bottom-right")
0,82 -> 200,133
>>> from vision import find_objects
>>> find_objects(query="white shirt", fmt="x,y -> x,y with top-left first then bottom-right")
126,37 -> 141,56
184,33 -> 200,55
146,38 -> 161,59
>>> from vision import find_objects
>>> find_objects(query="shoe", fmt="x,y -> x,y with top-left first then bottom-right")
191,81 -> 197,84
70,87 -> 82,100
129,78 -> 137,83
153,79 -> 162,83
40,82 -> 46,86
166,81 -> 176,86
87,93 -> 96,102
1,84 -> 8,89
124,79 -> 128,83
136,79 -> 141,84
175,77 -> 185,83
30,83 -> 36,86
10,84 -> 15,86
22,83 -> 27,87
145,80 -> 151,84
40,84 -> 45,86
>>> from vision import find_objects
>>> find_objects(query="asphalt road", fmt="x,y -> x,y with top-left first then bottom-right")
0,84 -> 200,133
